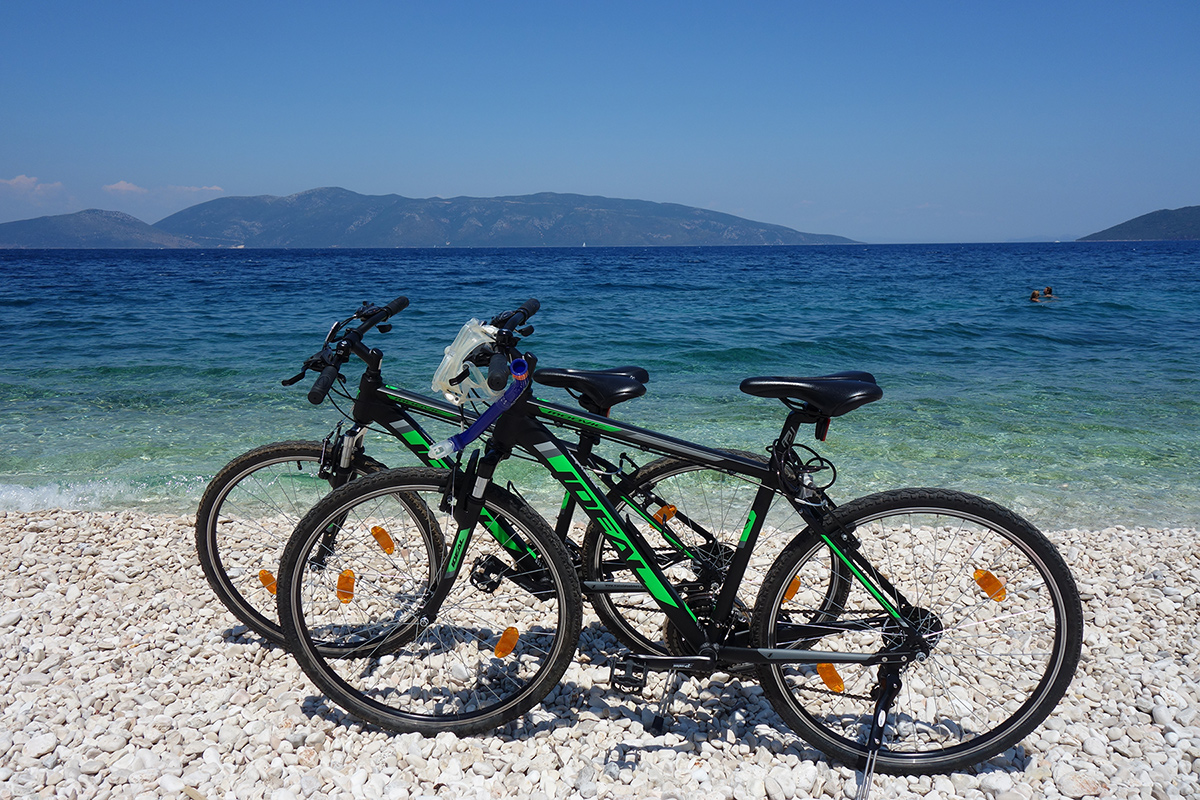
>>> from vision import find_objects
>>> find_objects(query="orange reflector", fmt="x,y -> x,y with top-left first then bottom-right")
258,570 -> 277,595
371,525 -> 396,555
973,569 -> 1006,602
783,576 -> 801,602
817,663 -> 844,693
495,626 -> 519,658
336,569 -> 356,603
652,504 -> 677,525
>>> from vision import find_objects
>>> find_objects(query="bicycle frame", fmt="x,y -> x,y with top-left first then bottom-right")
372,372 -> 928,671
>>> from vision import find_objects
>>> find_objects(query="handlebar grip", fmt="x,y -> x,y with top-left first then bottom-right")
516,298 -> 540,323
308,364 -> 340,405
384,296 -> 409,317
487,351 -> 509,391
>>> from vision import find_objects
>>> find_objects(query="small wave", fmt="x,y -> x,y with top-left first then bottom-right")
0,477 -> 206,514
0,480 -> 131,512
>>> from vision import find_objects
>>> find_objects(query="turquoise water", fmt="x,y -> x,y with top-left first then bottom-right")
1,243 -> 1197,530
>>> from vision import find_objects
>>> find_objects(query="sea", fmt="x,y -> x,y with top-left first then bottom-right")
2,243 -> 1197,532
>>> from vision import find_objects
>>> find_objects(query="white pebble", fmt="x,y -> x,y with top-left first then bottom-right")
23,733 -> 57,759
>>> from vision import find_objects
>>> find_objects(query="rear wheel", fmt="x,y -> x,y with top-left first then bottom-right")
752,488 -> 1083,774
277,467 -> 582,735
195,440 -> 385,645
582,451 -> 848,656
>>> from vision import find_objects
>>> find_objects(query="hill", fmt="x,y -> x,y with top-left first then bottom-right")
1078,205 -> 1200,241
151,188 -> 856,247
0,209 -> 200,249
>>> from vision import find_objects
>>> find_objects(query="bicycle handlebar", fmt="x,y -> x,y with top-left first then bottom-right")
486,297 -> 539,389
492,298 -> 540,331
293,295 -> 409,405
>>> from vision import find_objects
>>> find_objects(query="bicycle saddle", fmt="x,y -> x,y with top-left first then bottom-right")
534,366 -> 648,414
739,373 -> 882,417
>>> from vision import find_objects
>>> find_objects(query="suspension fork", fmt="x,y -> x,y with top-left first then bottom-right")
311,425 -> 371,571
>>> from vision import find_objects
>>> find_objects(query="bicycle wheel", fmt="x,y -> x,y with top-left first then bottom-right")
752,488 -> 1083,774
582,451 -> 849,657
195,440 -> 386,645
277,467 -> 582,735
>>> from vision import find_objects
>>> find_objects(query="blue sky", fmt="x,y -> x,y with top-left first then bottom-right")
2,2 -> 1197,242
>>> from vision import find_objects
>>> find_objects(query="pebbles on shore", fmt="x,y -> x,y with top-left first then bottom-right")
2,509 -> 1199,800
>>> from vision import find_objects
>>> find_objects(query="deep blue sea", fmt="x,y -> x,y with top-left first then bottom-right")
1,243 -> 1197,531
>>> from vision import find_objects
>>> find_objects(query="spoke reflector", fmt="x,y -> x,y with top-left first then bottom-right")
816,663 -> 844,693
973,568 -> 1006,601
652,504 -> 677,525
371,525 -> 396,555
336,569 -> 356,603
783,575 -> 801,602
494,626 -> 520,657
258,570 -> 277,595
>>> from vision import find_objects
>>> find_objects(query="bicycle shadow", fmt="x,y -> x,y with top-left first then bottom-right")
274,619 -> 1029,786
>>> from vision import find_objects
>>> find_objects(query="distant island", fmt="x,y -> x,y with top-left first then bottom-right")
0,209 -> 200,249
1078,205 -> 1200,241
0,188 -> 857,248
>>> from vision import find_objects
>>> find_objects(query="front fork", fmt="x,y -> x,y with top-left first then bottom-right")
311,424 -> 370,571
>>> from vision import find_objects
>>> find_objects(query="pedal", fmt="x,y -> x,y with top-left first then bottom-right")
608,657 -> 648,692
469,555 -> 507,593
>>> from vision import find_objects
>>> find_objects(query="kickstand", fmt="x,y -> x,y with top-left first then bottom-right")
649,669 -> 682,736
855,667 -> 903,800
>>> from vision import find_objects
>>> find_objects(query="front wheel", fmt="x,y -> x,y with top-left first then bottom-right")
195,440 -> 386,645
277,467 -> 582,736
751,488 -> 1083,774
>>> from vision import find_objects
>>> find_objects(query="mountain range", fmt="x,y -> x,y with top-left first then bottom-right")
4,190 -> 1196,247
0,188 -> 855,248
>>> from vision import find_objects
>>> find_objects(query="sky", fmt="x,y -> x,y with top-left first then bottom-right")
2,2 -> 1198,243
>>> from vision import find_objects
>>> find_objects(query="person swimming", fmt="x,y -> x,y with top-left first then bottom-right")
1031,290 -> 1041,302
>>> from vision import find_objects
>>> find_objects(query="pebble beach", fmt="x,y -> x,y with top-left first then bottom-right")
2,509 -> 1198,800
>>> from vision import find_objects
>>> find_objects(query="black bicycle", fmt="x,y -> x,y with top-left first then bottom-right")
197,298 -> 784,654
275,299 -> 1083,782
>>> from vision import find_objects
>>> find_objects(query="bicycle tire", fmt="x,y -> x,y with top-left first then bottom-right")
277,467 -> 582,735
195,440 -> 386,645
582,451 -> 850,656
752,488 -> 1083,774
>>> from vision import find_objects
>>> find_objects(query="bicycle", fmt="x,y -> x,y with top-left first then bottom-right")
197,298 -> 780,655
275,299 -> 1083,783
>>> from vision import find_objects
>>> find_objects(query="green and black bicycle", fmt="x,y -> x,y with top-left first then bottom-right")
273,299 -> 1083,782
197,297 -> 784,656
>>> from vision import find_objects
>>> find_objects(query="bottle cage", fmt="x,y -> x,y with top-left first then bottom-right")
432,319 -> 504,405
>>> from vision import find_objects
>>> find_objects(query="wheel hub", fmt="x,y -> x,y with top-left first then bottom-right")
881,607 -> 944,654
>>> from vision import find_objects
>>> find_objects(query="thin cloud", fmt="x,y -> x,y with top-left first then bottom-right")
103,180 -> 149,194
168,185 -> 223,193
1,174 -> 64,196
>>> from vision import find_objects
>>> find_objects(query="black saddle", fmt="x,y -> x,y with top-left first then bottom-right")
740,371 -> 882,418
534,366 -> 649,414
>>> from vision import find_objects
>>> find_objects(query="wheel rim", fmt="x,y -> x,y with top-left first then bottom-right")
286,480 -> 574,729
764,505 -> 1073,767
206,454 -> 339,636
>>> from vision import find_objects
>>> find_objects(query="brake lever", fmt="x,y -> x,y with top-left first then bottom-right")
281,369 -> 308,387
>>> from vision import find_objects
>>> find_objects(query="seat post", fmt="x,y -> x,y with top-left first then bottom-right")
767,410 -> 810,484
